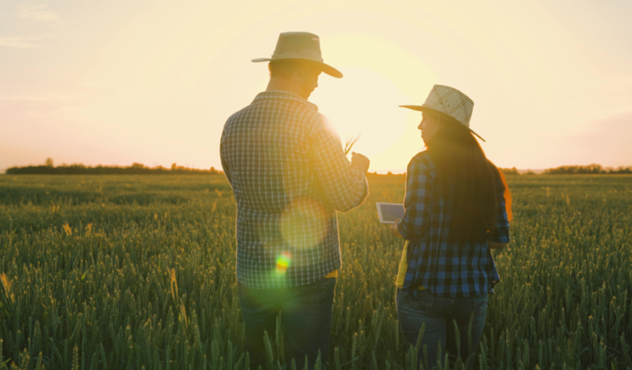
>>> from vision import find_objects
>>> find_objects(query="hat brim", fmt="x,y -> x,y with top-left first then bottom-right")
399,105 -> 486,142
252,57 -> 343,78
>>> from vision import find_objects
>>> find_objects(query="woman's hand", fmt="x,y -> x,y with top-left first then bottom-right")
390,218 -> 403,238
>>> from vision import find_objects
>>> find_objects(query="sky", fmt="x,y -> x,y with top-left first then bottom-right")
1,0 -> 631,174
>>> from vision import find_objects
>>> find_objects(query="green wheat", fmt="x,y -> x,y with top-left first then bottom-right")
0,174 -> 631,369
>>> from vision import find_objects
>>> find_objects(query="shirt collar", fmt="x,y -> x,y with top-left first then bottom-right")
252,90 -> 318,111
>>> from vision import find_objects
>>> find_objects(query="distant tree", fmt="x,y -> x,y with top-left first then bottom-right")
499,167 -> 519,175
542,164 -> 631,175
6,162 -> 223,175
606,166 -> 632,174
545,164 -> 604,175
45,158 -> 54,167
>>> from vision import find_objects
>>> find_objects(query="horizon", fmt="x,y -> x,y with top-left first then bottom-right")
2,1 -> 631,172
5,159 -> 631,176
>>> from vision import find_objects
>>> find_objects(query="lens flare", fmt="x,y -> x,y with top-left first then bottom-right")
280,198 -> 328,250
276,251 -> 292,274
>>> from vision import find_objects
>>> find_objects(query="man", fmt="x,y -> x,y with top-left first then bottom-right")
220,32 -> 370,369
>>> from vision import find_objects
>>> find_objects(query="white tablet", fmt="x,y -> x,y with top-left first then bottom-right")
376,202 -> 405,224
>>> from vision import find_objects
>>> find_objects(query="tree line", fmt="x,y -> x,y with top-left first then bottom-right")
544,164 -> 632,175
5,160 -> 631,176
6,159 -> 223,175
498,164 -> 632,175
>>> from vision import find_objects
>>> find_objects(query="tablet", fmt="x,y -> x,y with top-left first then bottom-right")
376,202 -> 405,224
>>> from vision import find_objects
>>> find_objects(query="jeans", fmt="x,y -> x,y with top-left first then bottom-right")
239,278 -> 336,370
396,288 -> 488,370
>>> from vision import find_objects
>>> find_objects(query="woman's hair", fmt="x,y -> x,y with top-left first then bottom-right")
424,113 -> 502,243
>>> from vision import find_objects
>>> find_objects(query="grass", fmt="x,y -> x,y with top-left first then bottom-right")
0,174 -> 631,369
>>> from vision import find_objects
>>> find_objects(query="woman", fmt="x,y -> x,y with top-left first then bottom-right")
391,85 -> 511,370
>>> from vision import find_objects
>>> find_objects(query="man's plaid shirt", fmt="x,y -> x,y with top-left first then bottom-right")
220,91 -> 368,289
397,151 -> 510,298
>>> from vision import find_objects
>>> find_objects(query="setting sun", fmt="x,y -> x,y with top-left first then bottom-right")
1,1 -> 631,172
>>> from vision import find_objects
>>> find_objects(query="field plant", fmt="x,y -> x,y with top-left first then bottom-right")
0,174 -> 631,370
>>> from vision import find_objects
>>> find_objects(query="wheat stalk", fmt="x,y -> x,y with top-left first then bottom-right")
344,134 -> 361,155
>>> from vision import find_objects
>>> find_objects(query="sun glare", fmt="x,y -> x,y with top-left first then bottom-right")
312,34 -> 436,172
2,0 -> 632,171
280,198 -> 328,250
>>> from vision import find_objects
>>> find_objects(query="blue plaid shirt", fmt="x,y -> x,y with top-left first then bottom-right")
397,151 -> 510,298
220,91 -> 368,289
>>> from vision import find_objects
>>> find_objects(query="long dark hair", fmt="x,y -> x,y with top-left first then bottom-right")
425,113 -> 501,243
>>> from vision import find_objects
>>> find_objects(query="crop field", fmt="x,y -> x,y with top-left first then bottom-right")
0,174 -> 631,370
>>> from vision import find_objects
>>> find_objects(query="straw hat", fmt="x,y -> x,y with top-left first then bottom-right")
252,32 -> 343,78
400,85 -> 485,142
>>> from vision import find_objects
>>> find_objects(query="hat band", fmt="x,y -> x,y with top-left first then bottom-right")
271,51 -> 324,63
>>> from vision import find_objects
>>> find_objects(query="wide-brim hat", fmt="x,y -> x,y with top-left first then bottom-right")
252,32 -> 343,78
400,84 -> 485,142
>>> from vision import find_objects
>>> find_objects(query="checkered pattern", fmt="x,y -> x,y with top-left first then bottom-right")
397,152 -> 510,298
423,85 -> 474,128
220,91 -> 368,289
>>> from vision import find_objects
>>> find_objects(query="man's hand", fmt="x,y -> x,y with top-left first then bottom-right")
390,218 -> 403,238
350,152 -> 370,174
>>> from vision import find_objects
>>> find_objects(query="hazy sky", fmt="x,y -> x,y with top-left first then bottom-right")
2,0 -> 631,173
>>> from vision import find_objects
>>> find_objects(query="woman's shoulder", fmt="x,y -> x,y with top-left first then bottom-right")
485,159 -> 504,183
407,151 -> 436,173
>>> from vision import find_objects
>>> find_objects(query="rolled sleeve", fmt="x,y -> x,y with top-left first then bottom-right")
398,157 -> 431,240
309,114 -> 368,212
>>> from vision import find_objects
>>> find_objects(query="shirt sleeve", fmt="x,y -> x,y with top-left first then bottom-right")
219,130 -> 232,185
220,153 -> 232,185
309,114 -> 368,212
397,156 -> 431,240
487,169 -> 511,243
498,169 -> 513,222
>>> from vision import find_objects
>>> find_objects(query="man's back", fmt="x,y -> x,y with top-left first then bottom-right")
221,90 -> 368,289
221,91 -> 322,214
223,32 -> 370,370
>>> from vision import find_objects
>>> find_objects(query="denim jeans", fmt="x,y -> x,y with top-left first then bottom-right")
396,288 -> 488,370
239,278 -> 336,370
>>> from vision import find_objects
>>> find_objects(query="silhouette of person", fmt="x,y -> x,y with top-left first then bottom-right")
220,32 -> 370,369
